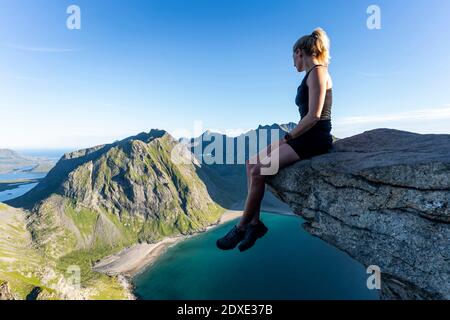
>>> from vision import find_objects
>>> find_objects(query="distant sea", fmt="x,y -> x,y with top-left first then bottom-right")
0,149 -> 69,202
133,212 -> 380,300
16,149 -> 71,161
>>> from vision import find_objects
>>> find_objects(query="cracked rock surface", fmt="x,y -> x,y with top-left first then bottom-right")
267,129 -> 450,300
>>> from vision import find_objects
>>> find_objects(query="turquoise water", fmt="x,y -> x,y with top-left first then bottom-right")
133,212 -> 379,300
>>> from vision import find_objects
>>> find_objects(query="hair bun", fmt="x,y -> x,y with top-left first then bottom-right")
293,27 -> 331,65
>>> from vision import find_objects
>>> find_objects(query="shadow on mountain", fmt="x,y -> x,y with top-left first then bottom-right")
190,124 -> 296,213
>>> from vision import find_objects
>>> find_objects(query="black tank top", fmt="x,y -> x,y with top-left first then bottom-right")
296,65 -> 332,121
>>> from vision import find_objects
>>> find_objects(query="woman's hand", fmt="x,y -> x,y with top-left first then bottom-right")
255,138 -> 287,161
283,132 -> 293,142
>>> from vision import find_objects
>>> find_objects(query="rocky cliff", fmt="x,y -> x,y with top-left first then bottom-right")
267,129 -> 450,300
0,281 -> 14,300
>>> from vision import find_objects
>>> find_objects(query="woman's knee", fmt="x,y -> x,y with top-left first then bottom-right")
246,160 -> 256,171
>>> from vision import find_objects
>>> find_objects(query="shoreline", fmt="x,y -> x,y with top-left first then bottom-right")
0,178 -> 43,192
93,209 -> 244,299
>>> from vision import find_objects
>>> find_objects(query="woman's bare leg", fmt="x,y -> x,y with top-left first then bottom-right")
246,142 -> 275,189
245,141 -> 281,224
244,164 -> 261,225
247,175 -> 264,226
238,143 -> 300,229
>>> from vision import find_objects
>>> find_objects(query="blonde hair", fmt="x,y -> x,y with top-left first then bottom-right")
293,28 -> 331,65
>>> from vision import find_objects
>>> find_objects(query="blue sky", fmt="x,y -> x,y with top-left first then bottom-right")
1,0 -> 450,149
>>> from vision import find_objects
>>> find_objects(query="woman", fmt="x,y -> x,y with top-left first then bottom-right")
217,28 -> 334,252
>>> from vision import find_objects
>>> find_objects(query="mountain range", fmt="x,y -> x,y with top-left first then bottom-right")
0,123 -> 298,299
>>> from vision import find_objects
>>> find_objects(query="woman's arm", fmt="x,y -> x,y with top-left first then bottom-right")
286,67 -> 328,140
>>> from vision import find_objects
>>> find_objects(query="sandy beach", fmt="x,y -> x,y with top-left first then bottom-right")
93,208 -> 294,299
93,210 -> 243,278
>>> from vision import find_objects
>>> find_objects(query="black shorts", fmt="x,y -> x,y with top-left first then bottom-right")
286,122 -> 333,159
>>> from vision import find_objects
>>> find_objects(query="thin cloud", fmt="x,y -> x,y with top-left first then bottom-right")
4,43 -> 81,53
334,107 -> 450,126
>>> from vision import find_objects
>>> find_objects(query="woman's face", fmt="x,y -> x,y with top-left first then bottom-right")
293,49 -> 304,72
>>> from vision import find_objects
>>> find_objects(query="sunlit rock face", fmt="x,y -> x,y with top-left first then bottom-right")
267,129 -> 450,300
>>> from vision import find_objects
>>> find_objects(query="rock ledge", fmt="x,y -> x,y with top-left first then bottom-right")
267,129 -> 450,300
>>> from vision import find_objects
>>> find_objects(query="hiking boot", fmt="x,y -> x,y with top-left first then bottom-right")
216,225 -> 246,250
238,221 -> 269,252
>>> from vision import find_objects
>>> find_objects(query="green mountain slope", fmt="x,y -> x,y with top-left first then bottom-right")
2,130 -> 224,299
